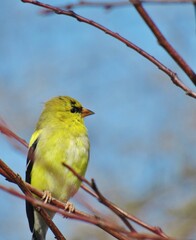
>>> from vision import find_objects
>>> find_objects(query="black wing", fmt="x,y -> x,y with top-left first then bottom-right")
25,138 -> 38,232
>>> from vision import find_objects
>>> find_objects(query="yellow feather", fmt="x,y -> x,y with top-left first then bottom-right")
26,96 -> 94,239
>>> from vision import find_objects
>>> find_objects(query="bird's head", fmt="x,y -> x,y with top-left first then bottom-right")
40,96 -> 94,125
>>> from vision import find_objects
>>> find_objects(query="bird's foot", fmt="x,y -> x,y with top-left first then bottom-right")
42,190 -> 52,204
65,201 -> 75,213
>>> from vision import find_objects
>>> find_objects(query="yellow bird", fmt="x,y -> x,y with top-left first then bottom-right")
26,96 -> 94,240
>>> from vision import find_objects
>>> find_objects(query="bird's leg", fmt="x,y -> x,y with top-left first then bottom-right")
64,201 -> 75,213
42,190 -> 52,204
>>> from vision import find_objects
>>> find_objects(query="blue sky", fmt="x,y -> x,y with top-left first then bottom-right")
0,1 -> 196,239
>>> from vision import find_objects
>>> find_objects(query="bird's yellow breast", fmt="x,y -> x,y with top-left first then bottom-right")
30,125 -> 89,201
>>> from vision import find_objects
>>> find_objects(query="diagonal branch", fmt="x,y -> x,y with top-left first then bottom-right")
130,0 -> 196,85
0,122 -> 173,240
0,158 -> 171,240
62,163 -> 136,232
21,0 -> 196,98
91,179 -> 169,239
0,159 -> 131,240
0,159 -> 66,240
0,118 -> 28,148
63,163 -> 170,239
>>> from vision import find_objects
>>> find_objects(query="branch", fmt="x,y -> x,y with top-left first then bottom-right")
62,163 -> 136,233
0,158 -> 173,240
130,0 -> 196,85
0,121 -> 173,239
0,159 -> 133,240
20,0 -> 196,98
63,163 -> 170,239
42,0 -> 196,12
1,159 -> 157,240
0,159 -> 66,240
0,118 -> 28,148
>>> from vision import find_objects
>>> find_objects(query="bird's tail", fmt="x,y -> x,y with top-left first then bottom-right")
31,211 -> 55,240
32,230 -> 46,240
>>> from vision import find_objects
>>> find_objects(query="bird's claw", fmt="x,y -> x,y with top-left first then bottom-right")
42,190 -> 52,204
65,202 -> 75,213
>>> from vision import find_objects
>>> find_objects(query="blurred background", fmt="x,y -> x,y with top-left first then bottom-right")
0,1 -> 196,239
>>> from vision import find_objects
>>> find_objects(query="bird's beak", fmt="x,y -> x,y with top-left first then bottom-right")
81,108 -> 95,118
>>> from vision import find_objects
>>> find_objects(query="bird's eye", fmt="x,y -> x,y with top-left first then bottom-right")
71,106 -> 81,113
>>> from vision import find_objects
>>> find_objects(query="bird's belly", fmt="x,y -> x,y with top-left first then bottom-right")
31,135 -> 89,202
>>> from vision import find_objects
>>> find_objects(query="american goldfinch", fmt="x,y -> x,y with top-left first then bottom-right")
25,96 -> 94,240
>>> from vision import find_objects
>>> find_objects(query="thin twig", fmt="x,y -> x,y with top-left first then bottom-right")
63,163 -> 136,232
0,118 -> 28,148
42,0 -> 196,12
